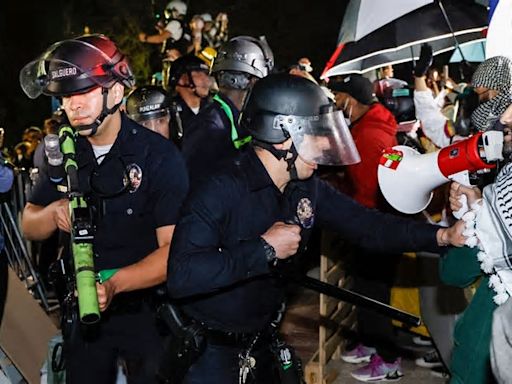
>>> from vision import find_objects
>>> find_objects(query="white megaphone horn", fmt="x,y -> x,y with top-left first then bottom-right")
378,131 -> 502,214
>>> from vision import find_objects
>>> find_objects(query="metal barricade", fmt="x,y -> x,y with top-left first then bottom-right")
1,169 -> 52,312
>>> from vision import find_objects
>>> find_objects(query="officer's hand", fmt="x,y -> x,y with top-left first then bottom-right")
261,221 -> 301,260
436,220 -> 466,247
52,198 -> 71,233
96,280 -> 116,312
138,32 -> 147,42
449,182 -> 481,211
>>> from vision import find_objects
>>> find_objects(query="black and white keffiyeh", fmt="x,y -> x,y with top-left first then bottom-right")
465,163 -> 512,304
471,56 -> 512,132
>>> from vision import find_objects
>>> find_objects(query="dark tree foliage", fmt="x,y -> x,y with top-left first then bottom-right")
0,0 -> 346,144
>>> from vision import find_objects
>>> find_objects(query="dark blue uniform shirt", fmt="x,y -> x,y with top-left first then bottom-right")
29,114 -> 189,271
167,147 -> 440,333
180,93 -> 249,189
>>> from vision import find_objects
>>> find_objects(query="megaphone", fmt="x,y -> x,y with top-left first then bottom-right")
378,131 -> 502,214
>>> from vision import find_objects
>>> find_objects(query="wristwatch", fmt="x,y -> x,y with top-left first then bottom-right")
260,237 -> 277,265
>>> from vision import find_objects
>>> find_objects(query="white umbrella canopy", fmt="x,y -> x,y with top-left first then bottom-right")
338,0 -> 434,44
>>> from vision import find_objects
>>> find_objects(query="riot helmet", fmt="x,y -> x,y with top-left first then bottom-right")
168,54 -> 210,89
241,73 -> 360,170
212,36 -> 274,82
19,34 -> 135,136
20,34 -> 134,99
126,86 -> 169,121
126,86 -> 170,138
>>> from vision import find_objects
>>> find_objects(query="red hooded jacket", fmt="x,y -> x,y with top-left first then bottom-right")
344,103 -> 397,209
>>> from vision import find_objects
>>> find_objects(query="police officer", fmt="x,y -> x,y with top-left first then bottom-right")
169,55 -> 211,133
20,34 -> 188,384
167,74 -> 466,383
126,85 -> 171,139
174,36 -> 274,189
211,35 -> 273,120
167,53 -> 238,185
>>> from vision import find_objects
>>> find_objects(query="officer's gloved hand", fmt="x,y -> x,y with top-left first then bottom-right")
414,43 -> 433,77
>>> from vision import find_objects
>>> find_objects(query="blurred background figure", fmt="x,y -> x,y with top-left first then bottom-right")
373,64 -> 407,99
213,12 -> 229,49
0,152 -> 14,328
289,57 -> 318,84
13,126 -> 43,169
200,13 -> 216,47
189,14 -> 205,55
139,0 -> 192,89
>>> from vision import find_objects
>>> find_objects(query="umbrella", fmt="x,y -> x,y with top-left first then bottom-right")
449,39 -> 486,62
322,0 -> 434,77
323,0 -> 487,78
337,0 -> 433,44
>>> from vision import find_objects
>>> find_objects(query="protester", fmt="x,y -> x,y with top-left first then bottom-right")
443,101 -> 512,384
490,297 -> 512,384
373,65 -> 407,99
330,74 -> 406,381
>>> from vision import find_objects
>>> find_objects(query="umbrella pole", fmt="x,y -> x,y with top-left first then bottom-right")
437,0 -> 467,62
410,46 -> 416,66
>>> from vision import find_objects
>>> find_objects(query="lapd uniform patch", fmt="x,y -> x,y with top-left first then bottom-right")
297,198 -> 314,229
123,163 -> 142,193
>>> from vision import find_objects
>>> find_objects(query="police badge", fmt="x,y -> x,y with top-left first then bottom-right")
123,163 -> 143,193
296,198 -> 314,229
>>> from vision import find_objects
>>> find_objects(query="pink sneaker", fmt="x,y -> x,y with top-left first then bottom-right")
341,343 -> 377,364
350,354 -> 403,382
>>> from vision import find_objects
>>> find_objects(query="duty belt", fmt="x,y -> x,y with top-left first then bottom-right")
203,327 -> 261,347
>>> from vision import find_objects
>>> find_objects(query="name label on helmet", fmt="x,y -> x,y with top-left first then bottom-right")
139,104 -> 162,113
51,67 -> 78,80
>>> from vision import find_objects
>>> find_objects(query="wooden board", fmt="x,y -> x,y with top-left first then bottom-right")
0,268 -> 58,383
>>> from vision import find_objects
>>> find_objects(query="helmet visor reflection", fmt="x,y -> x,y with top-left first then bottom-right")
19,39 -> 124,99
273,110 -> 360,166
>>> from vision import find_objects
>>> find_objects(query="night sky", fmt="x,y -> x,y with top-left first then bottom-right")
0,0 -> 348,147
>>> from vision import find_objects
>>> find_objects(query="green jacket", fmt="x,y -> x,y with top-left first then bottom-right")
440,246 -> 497,384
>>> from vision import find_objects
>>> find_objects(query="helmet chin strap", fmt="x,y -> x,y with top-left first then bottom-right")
253,140 -> 299,180
75,88 -> 122,136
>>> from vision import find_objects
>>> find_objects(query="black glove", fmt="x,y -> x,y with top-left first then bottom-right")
414,43 -> 433,77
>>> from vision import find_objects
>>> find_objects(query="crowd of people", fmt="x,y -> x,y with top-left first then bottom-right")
0,1 -> 511,384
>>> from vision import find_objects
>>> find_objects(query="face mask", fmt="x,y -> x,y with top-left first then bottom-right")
342,98 -> 352,126
471,92 -> 511,131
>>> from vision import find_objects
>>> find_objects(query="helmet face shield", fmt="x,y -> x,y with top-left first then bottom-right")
274,110 -> 361,166
20,37 -> 134,99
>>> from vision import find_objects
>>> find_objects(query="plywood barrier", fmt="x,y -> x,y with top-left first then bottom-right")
0,267 -> 58,383
305,232 -> 356,384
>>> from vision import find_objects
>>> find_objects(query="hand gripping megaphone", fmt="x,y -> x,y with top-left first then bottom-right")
378,131 -> 502,214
